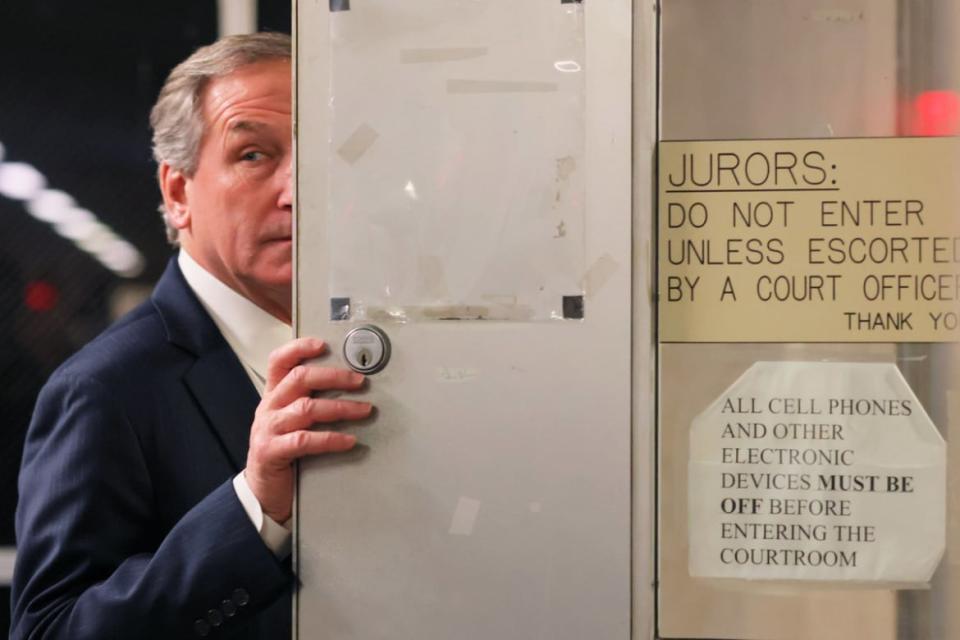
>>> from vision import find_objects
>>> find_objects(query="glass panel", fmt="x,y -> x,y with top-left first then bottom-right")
658,1 -> 960,638
326,0 -> 585,322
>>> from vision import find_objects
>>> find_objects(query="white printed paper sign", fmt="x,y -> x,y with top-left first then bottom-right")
688,361 -> 946,582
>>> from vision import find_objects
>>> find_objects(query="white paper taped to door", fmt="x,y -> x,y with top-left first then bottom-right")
688,361 -> 946,583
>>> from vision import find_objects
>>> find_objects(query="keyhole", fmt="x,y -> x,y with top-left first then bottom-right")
343,326 -> 390,375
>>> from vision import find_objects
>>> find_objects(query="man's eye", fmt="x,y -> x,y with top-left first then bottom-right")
241,150 -> 264,162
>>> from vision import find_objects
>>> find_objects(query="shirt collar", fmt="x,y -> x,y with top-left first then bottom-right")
177,249 -> 291,381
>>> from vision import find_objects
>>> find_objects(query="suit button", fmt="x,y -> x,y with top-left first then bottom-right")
207,609 -> 223,627
193,619 -> 211,637
221,599 -> 237,617
232,588 -> 250,607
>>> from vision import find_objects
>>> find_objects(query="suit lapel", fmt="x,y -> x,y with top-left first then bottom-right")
183,345 -> 258,470
151,257 -> 259,472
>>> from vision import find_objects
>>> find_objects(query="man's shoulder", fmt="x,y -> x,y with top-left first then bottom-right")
52,297 -> 186,389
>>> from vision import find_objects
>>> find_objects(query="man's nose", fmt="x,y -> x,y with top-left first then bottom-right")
277,154 -> 293,210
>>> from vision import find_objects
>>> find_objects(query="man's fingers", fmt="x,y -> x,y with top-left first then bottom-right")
265,338 -> 326,391
274,397 -> 373,433
266,366 -> 365,409
272,430 -> 357,461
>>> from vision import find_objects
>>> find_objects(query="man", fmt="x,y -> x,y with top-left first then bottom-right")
11,33 -> 369,639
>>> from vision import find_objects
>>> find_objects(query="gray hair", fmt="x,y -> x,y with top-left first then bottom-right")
150,32 -> 291,245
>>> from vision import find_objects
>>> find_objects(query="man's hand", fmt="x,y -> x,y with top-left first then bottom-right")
245,337 -> 370,523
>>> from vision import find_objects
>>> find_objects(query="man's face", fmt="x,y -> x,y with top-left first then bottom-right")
176,59 -> 293,320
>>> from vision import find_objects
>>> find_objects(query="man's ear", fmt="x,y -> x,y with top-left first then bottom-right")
159,163 -> 191,230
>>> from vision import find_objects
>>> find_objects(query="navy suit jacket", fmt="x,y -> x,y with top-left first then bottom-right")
12,258 -> 294,639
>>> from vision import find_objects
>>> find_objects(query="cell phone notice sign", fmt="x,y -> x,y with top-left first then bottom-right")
688,362 -> 946,583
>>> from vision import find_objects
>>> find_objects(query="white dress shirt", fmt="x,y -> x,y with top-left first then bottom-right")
178,250 -> 292,558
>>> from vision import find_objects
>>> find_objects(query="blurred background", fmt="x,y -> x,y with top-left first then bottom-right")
0,1 -> 289,630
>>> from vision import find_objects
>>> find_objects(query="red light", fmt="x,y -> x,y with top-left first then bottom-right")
912,91 -> 960,136
24,280 -> 59,312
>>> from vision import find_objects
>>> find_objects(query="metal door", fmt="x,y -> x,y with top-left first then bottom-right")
293,1 -> 647,638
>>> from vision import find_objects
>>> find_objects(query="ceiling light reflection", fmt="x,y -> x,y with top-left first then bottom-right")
53,210 -> 99,241
404,180 -> 419,200
0,143 -> 145,279
26,189 -> 77,223
98,242 -> 144,277
0,162 -> 47,200
75,225 -> 120,253
554,60 -> 581,73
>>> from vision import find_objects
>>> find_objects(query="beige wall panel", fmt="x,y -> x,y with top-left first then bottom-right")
659,2 -> 911,636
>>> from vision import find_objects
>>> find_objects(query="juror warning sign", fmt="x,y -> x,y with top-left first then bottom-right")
688,362 -> 946,583
659,137 -> 960,342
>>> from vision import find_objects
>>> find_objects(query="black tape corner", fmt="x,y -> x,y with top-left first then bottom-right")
330,0 -> 350,11
331,297 -> 351,321
562,295 -> 584,320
